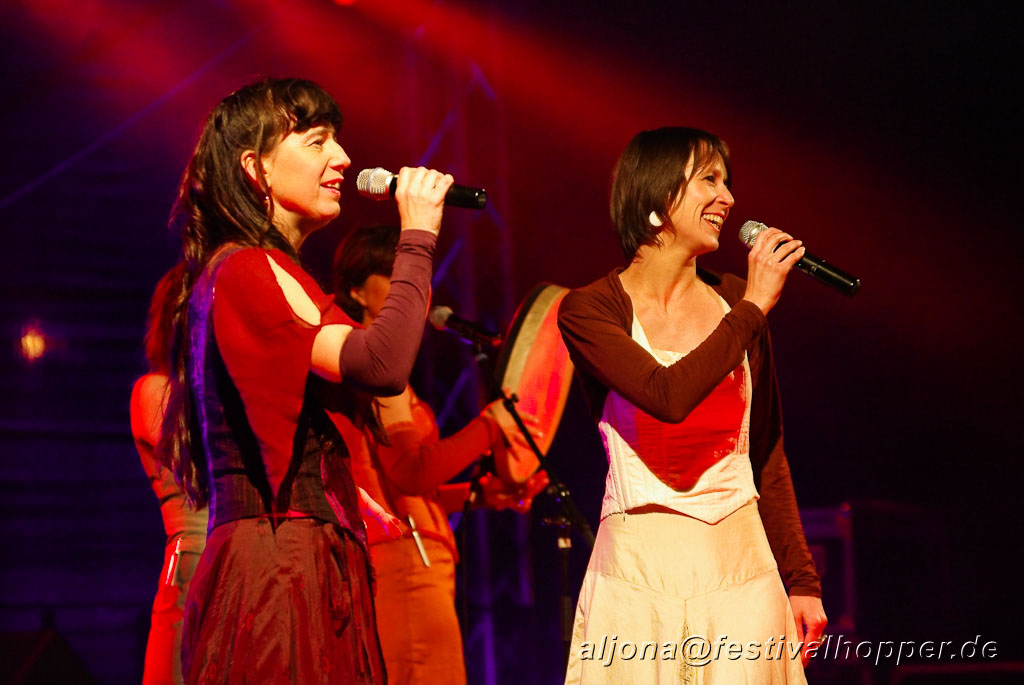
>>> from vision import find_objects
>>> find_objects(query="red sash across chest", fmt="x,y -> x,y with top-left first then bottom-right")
610,361 -> 747,492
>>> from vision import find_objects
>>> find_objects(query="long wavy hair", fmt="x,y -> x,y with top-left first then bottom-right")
158,78 -> 344,507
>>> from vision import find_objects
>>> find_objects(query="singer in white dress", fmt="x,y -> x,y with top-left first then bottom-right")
557,127 -> 827,684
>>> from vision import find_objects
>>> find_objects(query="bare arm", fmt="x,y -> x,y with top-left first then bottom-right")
375,390 -> 502,495
129,373 -> 169,453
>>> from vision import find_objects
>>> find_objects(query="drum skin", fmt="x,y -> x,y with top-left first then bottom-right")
491,283 -> 575,484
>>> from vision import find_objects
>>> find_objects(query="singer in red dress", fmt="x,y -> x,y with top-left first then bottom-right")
557,127 -> 827,683
158,77 -> 453,683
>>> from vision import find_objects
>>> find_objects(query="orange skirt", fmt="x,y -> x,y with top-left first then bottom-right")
371,536 -> 465,685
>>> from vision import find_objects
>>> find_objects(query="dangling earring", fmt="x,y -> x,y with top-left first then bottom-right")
648,211 -> 663,227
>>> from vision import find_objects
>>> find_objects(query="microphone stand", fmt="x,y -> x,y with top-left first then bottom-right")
470,341 -> 596,667
470,342 -> 595,547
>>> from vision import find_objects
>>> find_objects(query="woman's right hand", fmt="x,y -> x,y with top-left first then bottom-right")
478,470 -> 550,514
742,226 -> 805,315
394,166 -> 455,236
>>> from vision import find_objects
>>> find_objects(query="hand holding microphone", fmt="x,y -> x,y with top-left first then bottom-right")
357,166 -> 487,211
387,167 -> 454,237
741,225 -> 806,315
739,220 -> 861,311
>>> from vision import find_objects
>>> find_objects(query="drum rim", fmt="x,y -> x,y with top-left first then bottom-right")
492,282 -> 561,386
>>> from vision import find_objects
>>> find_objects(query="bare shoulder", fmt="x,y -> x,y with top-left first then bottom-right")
130,373 -> 169,441
131,373 -> 169,407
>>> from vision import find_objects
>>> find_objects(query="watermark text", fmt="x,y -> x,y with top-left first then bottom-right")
578,634 -> 999,668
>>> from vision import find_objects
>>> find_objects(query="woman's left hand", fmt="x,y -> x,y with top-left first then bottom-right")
479,470 -> 550,513
484,399 -> 544,453
789,594 -> 828,666
357,487 -> 403,540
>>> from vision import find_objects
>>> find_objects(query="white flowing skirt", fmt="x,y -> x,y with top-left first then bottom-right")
565,500 -> 806,684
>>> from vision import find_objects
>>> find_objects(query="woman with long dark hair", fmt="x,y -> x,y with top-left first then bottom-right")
558,127 -> 827,683
159,77 -> 451,683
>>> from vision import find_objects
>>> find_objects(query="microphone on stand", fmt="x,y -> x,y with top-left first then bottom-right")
739,220 -> 861,296
356,167 -> 487,209
428,306 -> 502,348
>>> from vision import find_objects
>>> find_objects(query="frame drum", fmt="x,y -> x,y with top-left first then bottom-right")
491,283 -> 575,484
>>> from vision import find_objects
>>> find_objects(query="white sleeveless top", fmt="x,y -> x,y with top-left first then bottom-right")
598,298 -> 758,524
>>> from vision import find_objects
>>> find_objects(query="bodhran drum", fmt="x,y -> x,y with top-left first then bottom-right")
491,283 -> 575,485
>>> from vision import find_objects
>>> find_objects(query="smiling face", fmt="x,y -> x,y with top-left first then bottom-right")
260,125 -> 351,240
666,153 -> 734,255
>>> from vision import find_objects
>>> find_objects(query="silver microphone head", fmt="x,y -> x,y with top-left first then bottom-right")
739,220 -> 769,247
428,305 -> 453,330
355,167 -> 394,200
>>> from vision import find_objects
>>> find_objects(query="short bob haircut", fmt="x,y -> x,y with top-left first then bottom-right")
332,224 -> 400,322
610,127 -> 731,260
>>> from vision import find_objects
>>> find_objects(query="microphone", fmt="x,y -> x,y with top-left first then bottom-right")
739,220 -> 861,296
356,167 -> 487,209
428,306 -> 502,348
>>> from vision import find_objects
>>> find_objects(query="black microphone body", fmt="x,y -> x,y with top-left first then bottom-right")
739,220 -> 860,296
356,167 -> 487,209
428,306 -> 502,348
791,252 -> 860,295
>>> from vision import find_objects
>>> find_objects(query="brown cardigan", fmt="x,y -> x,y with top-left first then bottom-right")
557,267 -> 821,597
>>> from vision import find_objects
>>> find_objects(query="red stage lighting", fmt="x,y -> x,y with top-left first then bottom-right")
20,322 -> 47,362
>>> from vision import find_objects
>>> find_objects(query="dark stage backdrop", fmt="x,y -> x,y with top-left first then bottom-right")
1,1 -> 1021,683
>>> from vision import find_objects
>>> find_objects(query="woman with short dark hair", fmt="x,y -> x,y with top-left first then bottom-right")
558,127 -> 826,683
